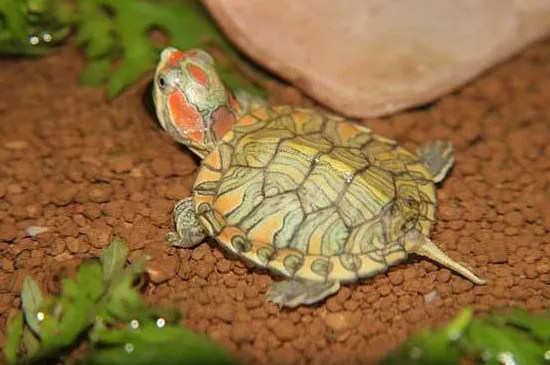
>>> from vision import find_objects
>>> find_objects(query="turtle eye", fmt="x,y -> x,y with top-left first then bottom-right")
158,76 -> 167,90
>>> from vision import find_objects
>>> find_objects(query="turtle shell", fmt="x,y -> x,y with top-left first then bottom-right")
192,106 -> 437,283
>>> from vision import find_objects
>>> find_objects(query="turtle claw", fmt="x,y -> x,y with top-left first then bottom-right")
416,140 -> 455,183
168,197 -> 206,248
266,279 -> 341,308
165,231 -> 189,247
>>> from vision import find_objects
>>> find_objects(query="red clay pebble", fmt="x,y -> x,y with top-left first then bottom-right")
323,312 -> 352,332
0,258 -> 15,272
404,308 -> 425,324
151,158 -> 173,177
487,245 -> 508,264
0,182 -> 7,198
4,140 -> 29,150
0,224 -> 17,242
542,202 -> 550,231
142,246 -> 180,284
65,237 -> 84,254
88,184 -> 113,203
85,224 -> 113,249
271,319 -> 297,341
108,155 -> 134,173
216,259 -> 232,273
165,184 -> 191,200
388,271 -> 404,286
268,345 -> 301,365
325,297 -> 344,312
230,322 -> 255,343
504,210 -> 524,227
52,184 -> 79,206
215,303 -> 236,322
82,203 -> 102,219
124,177 -> 145,194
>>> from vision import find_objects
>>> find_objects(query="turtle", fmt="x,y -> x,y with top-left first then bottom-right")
152,47 -> 486,308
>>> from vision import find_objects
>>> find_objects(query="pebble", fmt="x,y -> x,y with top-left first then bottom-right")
108,155 -> 134,173
88,184 -> 113,203
165,185 -> 191,200
151,158 -> 173,177
215,302 -> 236,322
323,312 -> 351,332
4,140 -> 28,150
230,322 -> 255,343
25,226 -> 49,237
143,248 -> 180,284
271,319 -> 297,341
0,224 -> 17,242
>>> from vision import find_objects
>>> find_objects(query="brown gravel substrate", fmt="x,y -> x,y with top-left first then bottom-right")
1,38 -> 550,365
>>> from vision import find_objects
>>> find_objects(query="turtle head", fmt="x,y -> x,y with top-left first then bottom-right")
153,47 -> 241,157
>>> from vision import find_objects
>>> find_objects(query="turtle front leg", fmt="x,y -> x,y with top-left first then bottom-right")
416,140 -> 455,183
267,279 -> 341,308
166,197 -> 206,248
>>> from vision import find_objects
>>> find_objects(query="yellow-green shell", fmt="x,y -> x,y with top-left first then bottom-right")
192,106 -> 437,283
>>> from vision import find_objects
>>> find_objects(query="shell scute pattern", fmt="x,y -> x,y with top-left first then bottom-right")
193,106 -> 438,282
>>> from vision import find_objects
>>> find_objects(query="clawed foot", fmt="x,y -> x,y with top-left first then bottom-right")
166,231 -> 187,247
166,198 -> 206,248
266,279 -> 341,308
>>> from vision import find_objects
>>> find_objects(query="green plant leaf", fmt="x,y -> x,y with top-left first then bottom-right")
0,0 -> 28,44
2,312 -> 23,365
383,309 -> 474,365
106,50 -> 155,99
385,307 -> 550,365
80,57 -> 111,85
21,275 -> 43,336
465,319 -> 546,365
504,307 -> 550,342
99,263 -> 150,323
0,0 -> 71,55
100,236 -> 129,282
73,0 -> 266,98
75,1 -> 115,58
3,238 -> 239,365
82,322 -> 240,365
22,326 -> 41,358
39,260 -> 105,354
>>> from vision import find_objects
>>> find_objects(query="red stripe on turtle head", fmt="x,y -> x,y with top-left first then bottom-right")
186,63 -> 209,87
165,50 -> 186,68
167,91 -> 205,143
163,49 -> 201,67
211,105 -> 235,140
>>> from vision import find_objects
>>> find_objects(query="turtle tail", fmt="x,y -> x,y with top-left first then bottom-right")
415,237 -> 486,285
405,230 -> 486,285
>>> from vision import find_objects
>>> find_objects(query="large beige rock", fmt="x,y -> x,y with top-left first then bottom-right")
202,0 -> 550,118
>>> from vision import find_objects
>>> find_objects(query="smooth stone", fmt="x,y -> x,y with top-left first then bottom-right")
202,0 -> 550,118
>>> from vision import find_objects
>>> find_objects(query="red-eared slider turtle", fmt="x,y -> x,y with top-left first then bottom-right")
153,47 -> 485,308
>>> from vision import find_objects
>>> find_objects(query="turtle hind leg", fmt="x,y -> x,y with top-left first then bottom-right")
416,140 -> 455,183
406,230 -> 486,285
166,197 -> 206,248
266,279 -> 341,308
